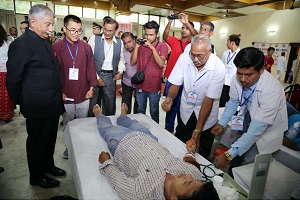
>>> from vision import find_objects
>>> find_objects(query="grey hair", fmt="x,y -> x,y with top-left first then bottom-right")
201,21 -> 215,31
191,34 -> 211,51
28,4 -> 54,21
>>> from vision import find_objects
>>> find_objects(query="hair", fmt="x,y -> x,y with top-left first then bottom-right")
64,15 -> 82,26
281,52 -> 285,56
143,20 -> 160,34
233,47 -> 264,72
228,34 -> 241,46
20,20 -> 29,25
186,182 -> 220,200
103,16 -> 111,22
56,32 -> 62,37
83,36 -> 87,40
121,32 -> 135,40
191,34 -> 212,51
9,27 -> 17,32
28,4 -> 54,22
267,47 -> 275,52
201,21 -> 215,31
103,17 -> 119,30
0,24 -> 8,47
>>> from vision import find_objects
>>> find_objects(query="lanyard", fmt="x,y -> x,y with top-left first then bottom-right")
105,42 -> 113,57
192,71 -> 207,87
65,40 -> 78,68
237,87 -> 256,112
227,51 -> 236,64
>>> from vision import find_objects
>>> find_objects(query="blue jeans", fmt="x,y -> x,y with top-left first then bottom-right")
135,89 -> 161,123
165,80 -> 183,131
96,115 -> 158,155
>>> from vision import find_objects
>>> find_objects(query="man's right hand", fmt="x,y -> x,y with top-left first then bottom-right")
98,78 -> 105,87
161,97 -> 173,112
211,124 -> 224,136
62,93 -> 67,101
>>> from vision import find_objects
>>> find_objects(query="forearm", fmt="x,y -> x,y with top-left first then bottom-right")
130,47 -> 138,66
163,21 -> 172,41
167,84 -> 180,100
218,98 -> 239,127
195,96 -> 214,131
152,48 -> 165,68
186,22 -> 198,36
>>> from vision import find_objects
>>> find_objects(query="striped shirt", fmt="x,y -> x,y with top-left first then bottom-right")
99,132 -> 202,199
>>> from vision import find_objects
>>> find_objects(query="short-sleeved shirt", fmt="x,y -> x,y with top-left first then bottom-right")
164,36 -> 191,78
168,52 -> 225,130
136,41 -> 168,92
264,55 -> 274,73
221,48 -> 240,86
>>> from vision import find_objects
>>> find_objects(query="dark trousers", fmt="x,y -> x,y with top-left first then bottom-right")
175,112 -> 215,160
26,116 -> 60,182
219,85 -> 230,107
121,82 -> 138,114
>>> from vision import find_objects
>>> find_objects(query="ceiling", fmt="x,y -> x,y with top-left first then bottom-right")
50,0 -> 300,21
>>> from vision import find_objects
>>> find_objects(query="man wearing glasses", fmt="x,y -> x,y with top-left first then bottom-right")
88,17 -> 125,116
162,34 -> 225,160
52,15 -> 98,159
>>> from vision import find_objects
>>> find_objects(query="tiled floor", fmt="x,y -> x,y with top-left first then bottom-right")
0,96 -> 167,199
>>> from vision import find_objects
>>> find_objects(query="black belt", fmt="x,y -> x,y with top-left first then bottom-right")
100,69 -> 113,73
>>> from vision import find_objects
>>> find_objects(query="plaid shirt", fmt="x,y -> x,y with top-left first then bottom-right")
99,132 -> 202,199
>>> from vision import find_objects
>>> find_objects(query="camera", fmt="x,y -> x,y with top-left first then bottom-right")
167,14 -> 179,20
136,38 -> 146,45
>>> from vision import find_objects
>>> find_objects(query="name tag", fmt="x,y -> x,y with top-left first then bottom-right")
187,90 -> 198,104
69,68 -> 79,80
231,115 -> 244,131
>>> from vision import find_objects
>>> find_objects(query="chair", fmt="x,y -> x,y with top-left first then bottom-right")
284,84 -> 300,111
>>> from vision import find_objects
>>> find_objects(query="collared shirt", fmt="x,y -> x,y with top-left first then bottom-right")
164,36 -> 191,78
99,132 -> 202,200
168,53 -> 225,130
276,55 -> 287,71
88,35 -> 126,74
122,48 -> 137,87
221,48 -> 240,86
218,70 -> 287,155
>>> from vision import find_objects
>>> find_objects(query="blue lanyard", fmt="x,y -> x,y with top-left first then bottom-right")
65,40 -> 78,68
105,42 -> 113,57
227,52 -> 236,64
193,71 -> 207,87
237,87 -> 256,112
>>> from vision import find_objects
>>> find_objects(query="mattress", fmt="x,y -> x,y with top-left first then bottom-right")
63,113 -> 222,200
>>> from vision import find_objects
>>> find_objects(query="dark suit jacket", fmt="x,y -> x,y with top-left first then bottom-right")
6,29 -> 65,119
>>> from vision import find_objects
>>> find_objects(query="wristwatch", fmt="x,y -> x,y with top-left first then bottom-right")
224,151 -> 233,161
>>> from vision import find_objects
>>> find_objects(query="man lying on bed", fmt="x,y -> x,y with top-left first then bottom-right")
94,103 -> 219,200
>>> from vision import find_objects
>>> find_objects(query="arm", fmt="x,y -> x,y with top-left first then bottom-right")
161,84 -> 180,112
114,42 -> 126,80
86,44 -> 98,98
179,13 -> 198,36
163,19 -> 173,42
145,41 -> 166,68
130,43 -> 139,66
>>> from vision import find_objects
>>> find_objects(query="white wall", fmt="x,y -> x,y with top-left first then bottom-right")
211,9 -> 300,58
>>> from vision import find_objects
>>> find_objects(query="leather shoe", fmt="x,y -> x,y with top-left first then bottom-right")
30,175 -> 60,188
45,166 -> 66,176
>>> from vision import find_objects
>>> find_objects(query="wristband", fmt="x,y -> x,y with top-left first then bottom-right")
193,129 -> 201,133
224,151 -> 233,161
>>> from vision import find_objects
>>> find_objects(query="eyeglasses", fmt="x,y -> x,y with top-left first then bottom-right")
200,27 -> 211,33
65,26 -> 83,35
189,50 -> 209,60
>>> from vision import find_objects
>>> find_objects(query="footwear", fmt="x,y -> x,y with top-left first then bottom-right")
45,166 -> 66,176
63,148 -> 68,159
30,175 -> 60,188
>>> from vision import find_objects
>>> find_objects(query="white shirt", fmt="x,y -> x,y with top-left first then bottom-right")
276,55 -> 287,71
0,41 -> 10,72
229,70 -> 288,154
168,53 -> 225,130
88,34 -> 125,73
221,48 -> 240,86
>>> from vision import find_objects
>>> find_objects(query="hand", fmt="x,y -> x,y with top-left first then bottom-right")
214,153 -> 230,169
85,90 -> 93,99
211,124 -> 224,136
186,139 -> 196,153
167,11 -> 175,21
113,73 -> 122,81
161,97 -> 173,112
191,131 -> 200,151
62,93 -> 67,101
179,13 -> 188,24
98,78 -> 105,87
99,151 -> 110,164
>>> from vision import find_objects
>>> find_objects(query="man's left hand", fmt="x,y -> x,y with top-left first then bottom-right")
191,131 -> 200,151
85,90 -> 93,99
214,153 -> 230,169
113,73 -> 122,81
99,151 -> 110,164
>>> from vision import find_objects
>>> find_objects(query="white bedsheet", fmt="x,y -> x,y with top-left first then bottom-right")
63,114 -> 222,200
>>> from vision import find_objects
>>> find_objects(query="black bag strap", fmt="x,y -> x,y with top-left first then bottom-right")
141,41 -> 159,71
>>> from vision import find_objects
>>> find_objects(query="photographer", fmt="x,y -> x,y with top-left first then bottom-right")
130,21 -> 168,123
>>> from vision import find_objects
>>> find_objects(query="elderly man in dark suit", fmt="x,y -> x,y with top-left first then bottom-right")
6,4 -> 66,188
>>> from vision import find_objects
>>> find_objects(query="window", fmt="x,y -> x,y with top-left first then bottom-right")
32,1 -> 46,6
0,0 -> 14,11
83,8 -> 95,18
69,6 -> 82,17
15,0 -> 31,14
129,13 -> 138,23
149,15 -> 159,23
139,14 -> 148,25
96,9 -> 108,20
55,5 -> 68,16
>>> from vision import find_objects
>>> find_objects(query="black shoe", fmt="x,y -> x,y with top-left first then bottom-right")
30,175 -> 60,188
45,166 -> 66,176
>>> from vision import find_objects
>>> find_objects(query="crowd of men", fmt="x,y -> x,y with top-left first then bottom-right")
4,4 -> 298,200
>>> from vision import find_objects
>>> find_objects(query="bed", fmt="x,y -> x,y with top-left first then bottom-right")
63,113 -> 222,200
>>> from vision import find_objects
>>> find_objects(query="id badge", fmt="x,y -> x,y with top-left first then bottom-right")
187,90 -> 198,104
231,115 -> 244,131
103,59 -> 112,68
69,68 -> 79,80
